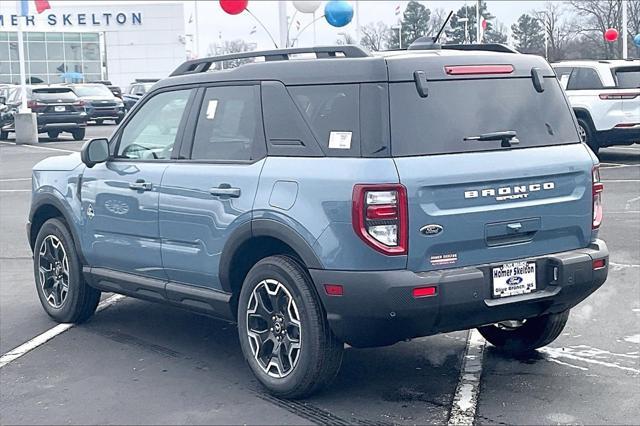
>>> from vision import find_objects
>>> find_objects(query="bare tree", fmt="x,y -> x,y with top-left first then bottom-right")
206,39 -> 257,69
567,0 -> 623,59
426,8 -> 450,40
628,0 -> 640,57
336,32 -> 357,45
360,21 -> 391,51
534,2 -> 576,61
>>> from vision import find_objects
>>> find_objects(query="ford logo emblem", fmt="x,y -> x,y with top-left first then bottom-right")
506,276 -> 523,286
420,224 -> 443,236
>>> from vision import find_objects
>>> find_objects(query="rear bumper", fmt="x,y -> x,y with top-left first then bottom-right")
36,113 -> 87,132
597,127 -> 640,146
86,108 -> 125,120
309,240 -> 608,347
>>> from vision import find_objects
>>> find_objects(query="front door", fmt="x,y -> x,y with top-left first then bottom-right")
81,88 -> 194,279
159,85 -> 266,290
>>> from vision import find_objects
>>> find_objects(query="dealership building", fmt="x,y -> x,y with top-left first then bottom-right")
0,2 -> 186,88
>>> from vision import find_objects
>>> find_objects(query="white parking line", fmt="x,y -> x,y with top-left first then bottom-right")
448,329 -> 486,425
0,178 -> 31,182
0,294 -> 125,369
0,141 -> 76,154
0,189 -> 31,193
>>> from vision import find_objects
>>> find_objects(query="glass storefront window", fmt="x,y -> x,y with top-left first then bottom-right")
0,31 -> 103,84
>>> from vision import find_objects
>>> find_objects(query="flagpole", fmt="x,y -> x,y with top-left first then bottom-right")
17,8 -> 28,111
622,0 -> 628,59
194,0 -> 200,58
476,0 -> 481,43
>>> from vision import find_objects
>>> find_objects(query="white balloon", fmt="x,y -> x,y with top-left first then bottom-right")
292,1 -> 321,14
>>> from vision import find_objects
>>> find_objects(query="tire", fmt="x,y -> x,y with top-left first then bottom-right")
0,130 -> 8,140
477,310 -> 570,355
237,255 -> 343,398
577,118 -> 599,154
95,119 -> 103,125
115,117 -> 123,125
47,131 -> 59,140
33,218 -> 101,323
71,128 -> 86,141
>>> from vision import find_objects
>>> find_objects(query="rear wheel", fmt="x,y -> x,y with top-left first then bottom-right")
577,118 -> 599,154
237,255 -> 343,398
477,310 -> 570,355
71,128 -> 85,141
115,117 -> 123,125
0,130 -> 8,140
95,119 -> 103,125
33,218 -> 101,323
47,131 -> 59,140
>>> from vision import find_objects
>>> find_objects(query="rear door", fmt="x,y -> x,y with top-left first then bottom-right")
387,59 -> 595,273
159,84 -> 265,290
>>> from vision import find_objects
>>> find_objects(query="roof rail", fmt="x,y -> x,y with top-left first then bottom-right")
441,43 -> 519,54
170,45 -> 370,77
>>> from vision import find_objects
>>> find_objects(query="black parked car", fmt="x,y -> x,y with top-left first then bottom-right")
122,79 -> 158,111
91,80 -> 123,99
67,83 -> 125,125
0,85 -> 87,141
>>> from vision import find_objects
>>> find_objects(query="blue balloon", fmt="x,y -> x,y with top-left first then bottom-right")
324,1 -> 354,28
634,34 -> 640,47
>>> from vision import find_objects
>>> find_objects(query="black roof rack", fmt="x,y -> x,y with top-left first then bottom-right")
170,45 -> 370,77
442,43 -> 518,54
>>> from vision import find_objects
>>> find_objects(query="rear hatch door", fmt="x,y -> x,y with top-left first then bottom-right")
386,52 -> 595,272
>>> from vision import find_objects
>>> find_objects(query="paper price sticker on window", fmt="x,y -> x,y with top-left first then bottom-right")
206,100 -> 218,120
328,131 -> 352,149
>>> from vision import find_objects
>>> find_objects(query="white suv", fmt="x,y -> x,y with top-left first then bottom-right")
552,60 -> 639,153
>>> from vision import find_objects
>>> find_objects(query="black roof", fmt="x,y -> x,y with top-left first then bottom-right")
155,45 -> 554,90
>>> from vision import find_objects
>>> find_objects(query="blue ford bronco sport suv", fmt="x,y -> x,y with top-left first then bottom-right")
28,44 -> 608,398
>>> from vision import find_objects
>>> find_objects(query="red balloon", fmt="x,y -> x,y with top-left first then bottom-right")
219,0 -> 248,15
604,28 -> 618,42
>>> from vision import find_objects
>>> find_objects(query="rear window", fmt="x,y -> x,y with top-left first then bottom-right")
614,67 -> 640,89
390,77 -> 580,156
32,88 -> 76,101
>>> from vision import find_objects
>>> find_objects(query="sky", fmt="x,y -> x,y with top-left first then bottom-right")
182,1 -> 553,56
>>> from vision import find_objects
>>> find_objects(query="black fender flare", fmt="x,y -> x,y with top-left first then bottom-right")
218,218 -> 323,293
29,192 -> 87,264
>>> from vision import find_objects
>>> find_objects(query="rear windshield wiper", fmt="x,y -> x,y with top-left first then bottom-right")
464,130 -> 520,147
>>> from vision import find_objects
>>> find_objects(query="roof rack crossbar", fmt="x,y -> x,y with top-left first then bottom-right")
170,45 -> 369,76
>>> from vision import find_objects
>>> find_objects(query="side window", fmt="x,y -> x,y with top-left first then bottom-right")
567,67 -> 603,90
554,67 -> 573,89
190,85 -> 262,161
288,84 -> 360,155
116,89 -> 191,160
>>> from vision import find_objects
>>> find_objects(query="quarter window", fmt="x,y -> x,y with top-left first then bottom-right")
190,85 -> 262,161
116,89 -> 191,160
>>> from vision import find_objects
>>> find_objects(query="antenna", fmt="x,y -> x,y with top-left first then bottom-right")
434,10 -> 454,44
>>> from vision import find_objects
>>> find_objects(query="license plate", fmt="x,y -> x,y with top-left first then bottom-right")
54,106 -> 66,112
492,261 -> 536,298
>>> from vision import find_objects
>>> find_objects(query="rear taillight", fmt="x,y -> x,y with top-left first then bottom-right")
27,100 -> 44,111
444,64 -> 514,75
598,92 -> 640,100
592,165 -> 604,229
352,184 -> 407,255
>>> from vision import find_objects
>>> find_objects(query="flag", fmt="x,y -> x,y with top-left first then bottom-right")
394,4 -> 401,16
34,0 -> 50,14
249,25 -> 257,35
18,0 -> 50,16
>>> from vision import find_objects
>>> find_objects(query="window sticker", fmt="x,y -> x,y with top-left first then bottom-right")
206,99 -> 219,120
328,131 -> 352,149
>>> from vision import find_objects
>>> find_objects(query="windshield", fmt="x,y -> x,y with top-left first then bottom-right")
389,77 -> 580,156
73,85 -> 114,97
614,67 -> 640,89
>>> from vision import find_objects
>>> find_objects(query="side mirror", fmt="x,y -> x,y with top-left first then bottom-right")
81,138 -> 109,168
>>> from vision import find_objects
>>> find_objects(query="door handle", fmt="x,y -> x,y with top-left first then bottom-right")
209,184 -> 241,198
129,179 -> 152,191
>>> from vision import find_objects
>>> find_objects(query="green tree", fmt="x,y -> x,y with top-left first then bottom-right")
511,13 -> 545,54
445,1 -> 504,44
388,1 -> 431,48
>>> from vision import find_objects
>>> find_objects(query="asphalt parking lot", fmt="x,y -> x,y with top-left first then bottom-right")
1,127 -> 638,425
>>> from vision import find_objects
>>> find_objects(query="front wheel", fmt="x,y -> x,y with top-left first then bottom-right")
477,310 -> 570,355
33,218 -> 101,323
71,128 -> 86,141
0,130 -> 8,140
47,131 -> 59,140
237,255 -> 343,398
